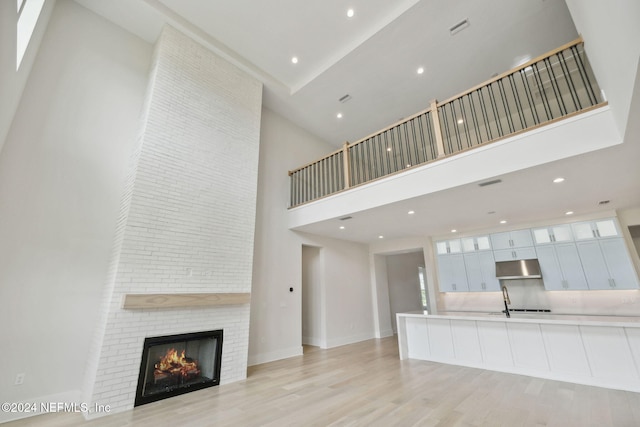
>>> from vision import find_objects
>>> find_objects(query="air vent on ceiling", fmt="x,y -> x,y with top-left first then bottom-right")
339,216 -> 353,221
449,18 -> 470,35
339,94 -> 352,103
598,200 -> 610,205
478,179 -> 502,187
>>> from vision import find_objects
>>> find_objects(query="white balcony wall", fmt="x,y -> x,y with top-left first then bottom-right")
566,0 -> 640,139
289,106 -> 619,229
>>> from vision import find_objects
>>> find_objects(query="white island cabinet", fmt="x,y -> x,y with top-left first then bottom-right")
397,312 -> 640,392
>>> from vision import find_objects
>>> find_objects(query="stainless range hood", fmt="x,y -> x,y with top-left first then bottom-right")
495,259 -> 542,279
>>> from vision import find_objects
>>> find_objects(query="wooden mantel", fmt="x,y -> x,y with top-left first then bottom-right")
122,293 -> 251,309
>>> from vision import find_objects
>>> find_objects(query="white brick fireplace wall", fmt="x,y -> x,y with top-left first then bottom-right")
82,25 -> 262,417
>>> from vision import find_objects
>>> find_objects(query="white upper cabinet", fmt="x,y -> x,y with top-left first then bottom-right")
462,236 -> 491,252
572,219 -> 619,240
437,253 -> 469,292
575,239 -> 639,290
493,246 -> 537,262
436,239 -> 462,255
536,243 -> 588,290
435,216 -> 636,293
491,229 -> 534,249
533,225 -> 573,245
464,251 -> 500,291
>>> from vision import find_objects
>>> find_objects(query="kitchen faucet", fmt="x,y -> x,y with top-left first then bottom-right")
502,284 -> 511,318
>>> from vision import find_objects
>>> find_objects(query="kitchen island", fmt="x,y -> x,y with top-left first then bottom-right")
396,311 -> 640,392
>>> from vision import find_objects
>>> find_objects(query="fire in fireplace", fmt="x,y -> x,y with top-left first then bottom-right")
135,330 -> 223,406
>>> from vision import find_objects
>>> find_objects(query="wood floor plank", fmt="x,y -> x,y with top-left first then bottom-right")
5,336 -> 640,427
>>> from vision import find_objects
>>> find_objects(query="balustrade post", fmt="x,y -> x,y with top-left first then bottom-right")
430,99 -> 446,158
342,141 -> 351,189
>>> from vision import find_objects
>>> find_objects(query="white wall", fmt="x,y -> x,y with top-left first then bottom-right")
566,0 -> 640,138
249,107 -> 335,364
288,107 -> 620,230
0,0 -> 56,155
250,107 -> 374,364
304,233 -> 373,348
0,0 -> 152,422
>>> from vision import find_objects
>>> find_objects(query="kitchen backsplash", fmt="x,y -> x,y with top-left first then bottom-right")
437,278 -> 640,316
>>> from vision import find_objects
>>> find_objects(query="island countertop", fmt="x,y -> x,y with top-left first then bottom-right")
398,310 -> 640,327
396,310 -> 640,393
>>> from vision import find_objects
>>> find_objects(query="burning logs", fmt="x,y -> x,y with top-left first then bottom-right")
153,348 -> 201,385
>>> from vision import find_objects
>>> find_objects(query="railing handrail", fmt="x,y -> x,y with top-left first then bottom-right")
436,36 -> 584,107
346,104 -> 435,149
290,104 -> 438,176
289,36 -> 602,208
290,37 -> 585,177
288,145 -> 345,176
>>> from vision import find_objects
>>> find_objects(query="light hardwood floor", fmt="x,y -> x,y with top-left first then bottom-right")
7,336 -> 640,426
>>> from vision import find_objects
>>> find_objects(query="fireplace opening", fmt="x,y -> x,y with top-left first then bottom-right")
135,330 -> 223,406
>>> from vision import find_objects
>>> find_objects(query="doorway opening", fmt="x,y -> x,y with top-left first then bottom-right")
384,250 -> 426,334
302,245 -> 323,351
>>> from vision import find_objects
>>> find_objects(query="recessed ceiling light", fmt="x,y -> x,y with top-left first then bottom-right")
408,210 -> 415,215
406,164 -> 411,168
565,211 -> 574,215
347,9 -> 354,18
451,229 -> 457,233
378,235 -> 384,239
386,147 -> 392,152
291,56 -> 298,64
340,226 -> 345,229
457,118 -> 464,124
337,113 -> 343,119
500,220 -> 507,224
417,67 -> 424,75
553,177 -> 565,183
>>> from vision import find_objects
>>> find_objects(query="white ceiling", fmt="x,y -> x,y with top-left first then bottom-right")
74,0 -> 640,244
75,0 -> 579,147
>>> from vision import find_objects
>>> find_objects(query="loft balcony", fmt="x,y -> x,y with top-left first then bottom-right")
288,38 -> 611,216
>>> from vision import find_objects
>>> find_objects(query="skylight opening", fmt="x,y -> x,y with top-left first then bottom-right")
16,0 -> 45,71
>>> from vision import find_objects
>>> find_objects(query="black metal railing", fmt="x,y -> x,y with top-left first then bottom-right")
289,38 -> 604,207
289,150 -> 344,208
348,110 -> 438,186
437,42 -> 601,154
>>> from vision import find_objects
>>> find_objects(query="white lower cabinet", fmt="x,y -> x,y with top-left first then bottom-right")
463,251 -> 500,291
436,254 -> 469,292
536,243 -> 588,290
576,239 -> 639,290
397,313 -> 640,393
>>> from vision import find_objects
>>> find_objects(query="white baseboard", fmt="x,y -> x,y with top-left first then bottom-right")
302,336 -> 325,347
325,332 -> 375,349
247,346 -> 303,366
377,328 -> 394,338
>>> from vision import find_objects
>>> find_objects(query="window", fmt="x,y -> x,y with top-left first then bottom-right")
418,266 -> 428,311
16,0 -> 45,70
